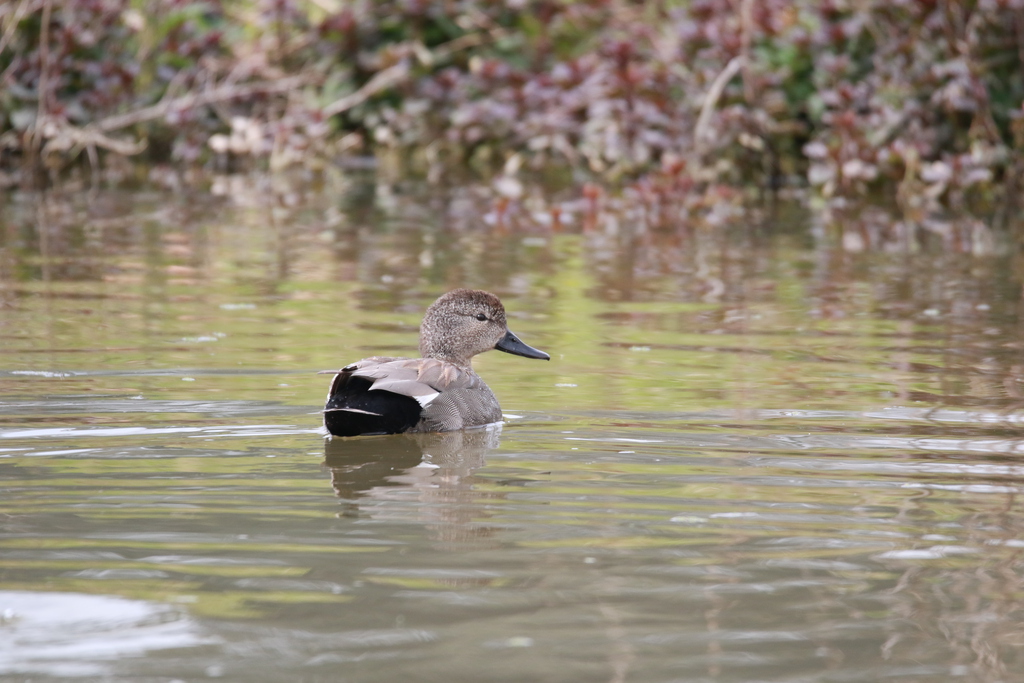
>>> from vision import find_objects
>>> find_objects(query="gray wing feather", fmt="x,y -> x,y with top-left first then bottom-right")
324,356 -> 407,399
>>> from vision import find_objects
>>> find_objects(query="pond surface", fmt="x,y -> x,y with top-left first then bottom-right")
1,173 -> 1023,681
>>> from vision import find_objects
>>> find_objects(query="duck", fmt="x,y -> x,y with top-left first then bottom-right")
321,289 -> 549,437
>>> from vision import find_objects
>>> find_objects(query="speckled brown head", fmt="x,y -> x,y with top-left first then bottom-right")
418,289 -> 549,367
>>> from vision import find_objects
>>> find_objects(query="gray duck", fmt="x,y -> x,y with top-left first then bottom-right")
322,289 -> 549,437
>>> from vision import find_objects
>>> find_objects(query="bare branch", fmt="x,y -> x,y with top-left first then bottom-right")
321,30 -> 506,118
39,116 -> 148,156
694,55 -> 745,154
94,75 -> 313,133
322,60 -> 411,117
0,0 -> 40,60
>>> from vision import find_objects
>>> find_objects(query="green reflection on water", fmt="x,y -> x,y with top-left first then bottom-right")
3,178 -> 1020,415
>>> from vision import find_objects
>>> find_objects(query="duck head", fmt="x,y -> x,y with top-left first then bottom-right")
419,289 -> 550,367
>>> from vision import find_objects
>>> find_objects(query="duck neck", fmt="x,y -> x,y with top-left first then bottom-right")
419,339 -> 473,368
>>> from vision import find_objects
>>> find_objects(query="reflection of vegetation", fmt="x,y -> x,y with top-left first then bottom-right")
2,175 -> 1023,414
476,438 -> 1024,678
880,491 -> 1024,680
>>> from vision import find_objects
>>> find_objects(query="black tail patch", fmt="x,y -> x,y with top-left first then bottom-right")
324,375 -> 423,437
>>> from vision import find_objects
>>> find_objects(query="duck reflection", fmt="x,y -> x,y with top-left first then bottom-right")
323,426 -> 501,500
324,427 -> 504,548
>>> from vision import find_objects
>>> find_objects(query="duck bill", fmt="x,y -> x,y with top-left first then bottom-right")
495,329 -> 550,360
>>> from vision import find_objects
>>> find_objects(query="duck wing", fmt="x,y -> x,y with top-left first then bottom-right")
322,357 -> 502,436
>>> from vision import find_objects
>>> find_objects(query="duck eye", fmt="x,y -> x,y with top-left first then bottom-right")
475,313 -> 487,321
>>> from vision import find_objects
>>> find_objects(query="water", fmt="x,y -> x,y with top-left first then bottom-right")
2,174 -> 1023,681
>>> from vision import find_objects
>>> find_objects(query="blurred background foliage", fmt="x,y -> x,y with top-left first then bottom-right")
3,0 -> 1024,248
